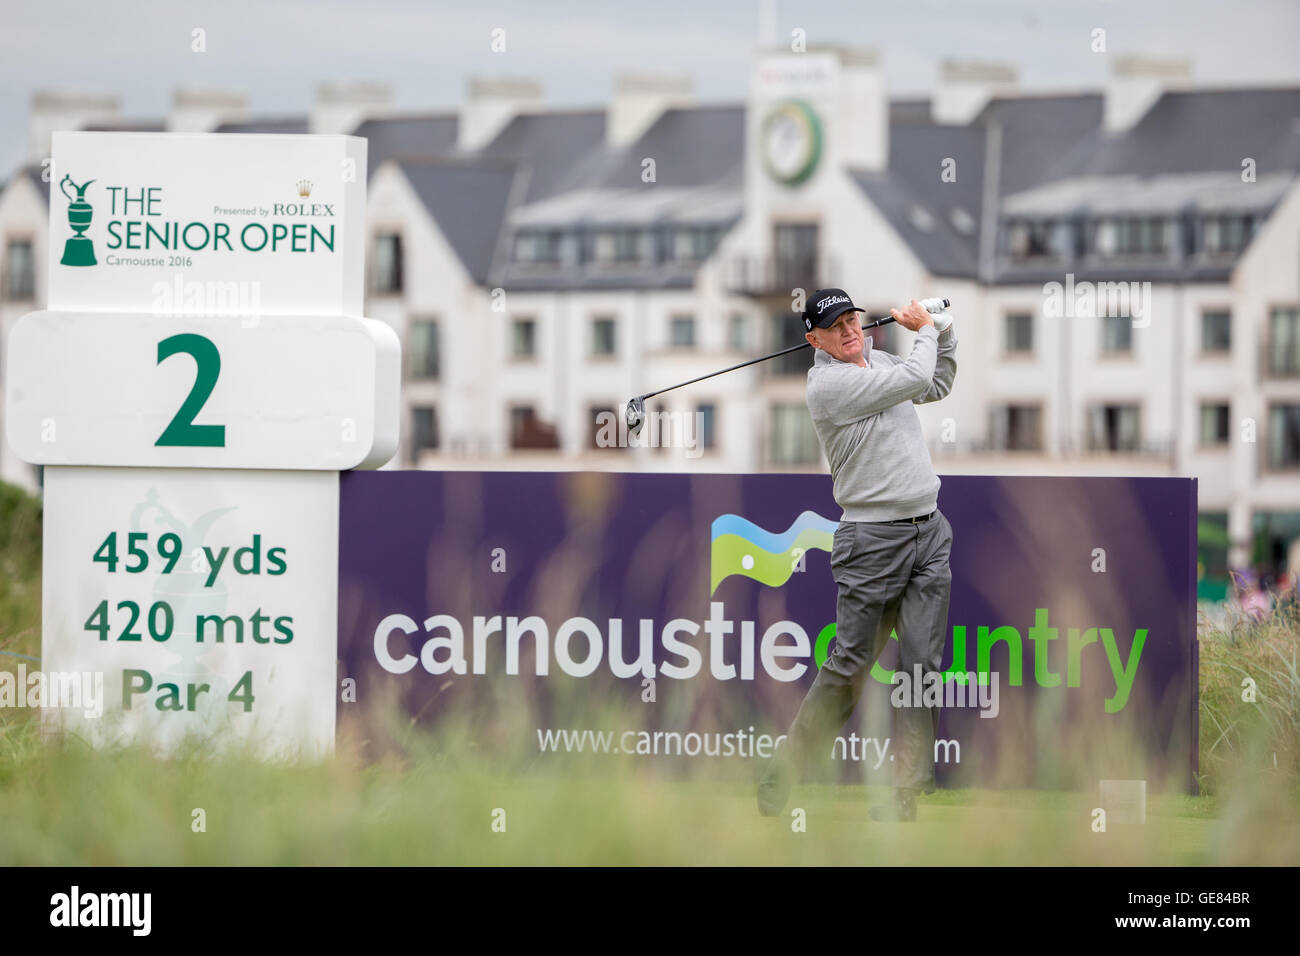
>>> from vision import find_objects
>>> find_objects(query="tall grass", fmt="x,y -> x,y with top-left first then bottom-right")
1,480 -> 1298,864
0,480 -> 41,664
1197,596 -> 1300,799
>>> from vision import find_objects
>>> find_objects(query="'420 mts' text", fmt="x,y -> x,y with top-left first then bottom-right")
86,601 -> 293,644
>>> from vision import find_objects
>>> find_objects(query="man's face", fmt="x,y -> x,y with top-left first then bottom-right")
806,310 -> 865,363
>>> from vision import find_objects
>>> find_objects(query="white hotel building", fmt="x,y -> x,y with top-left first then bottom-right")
2,51 -> 1299,590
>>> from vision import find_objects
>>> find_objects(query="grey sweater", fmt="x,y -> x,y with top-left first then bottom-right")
805,324 -> 958,521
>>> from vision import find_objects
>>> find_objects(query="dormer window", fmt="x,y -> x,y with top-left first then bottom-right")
1202,214 -> 1257,255
593,228 -> 644,264
513,229 -> 563,263
1095,217 -> 1171,256
672,226 -> 722,262
1008,219 -> 1069,260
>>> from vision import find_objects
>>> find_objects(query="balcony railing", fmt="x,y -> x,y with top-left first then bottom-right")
721,254 -> 842,296
935,436 -> 1175,458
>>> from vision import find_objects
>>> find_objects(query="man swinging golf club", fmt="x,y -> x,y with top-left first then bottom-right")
757,288 -> 958,822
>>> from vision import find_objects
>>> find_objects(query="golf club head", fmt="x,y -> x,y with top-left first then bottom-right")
625,396 -> 646,436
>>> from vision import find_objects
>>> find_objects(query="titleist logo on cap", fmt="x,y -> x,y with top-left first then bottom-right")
817,294 -> 850,314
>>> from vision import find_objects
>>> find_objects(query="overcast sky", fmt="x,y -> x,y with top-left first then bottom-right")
2,0 -> 1299,177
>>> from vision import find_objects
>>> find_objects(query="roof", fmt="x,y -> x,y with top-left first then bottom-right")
1001,171 -> 1295,217
82,119 -> 166,132
23,164 -> 50,202
396,158 -> 522,285
1050,88 -> 1300,179
510,185 -> 741,228
976,93 -> 1103,193
851,119 -> 988,277
546,105 -> 743,196
850,86 -> 1300,282
352,113 -> 458,180
213,117 -> 310,134
851,168 -> 980,278
383,105 -> 744,290
10,82 -> 1299,290
476,110 -> 607,203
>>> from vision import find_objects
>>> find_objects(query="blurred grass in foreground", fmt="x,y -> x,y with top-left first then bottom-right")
1,479 -> 1298,864
0,707 -> 1296,865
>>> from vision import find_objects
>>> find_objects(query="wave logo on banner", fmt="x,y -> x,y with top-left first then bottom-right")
710,511 -> 838,594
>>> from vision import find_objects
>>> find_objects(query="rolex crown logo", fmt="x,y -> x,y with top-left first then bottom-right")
296,179 -> 313,197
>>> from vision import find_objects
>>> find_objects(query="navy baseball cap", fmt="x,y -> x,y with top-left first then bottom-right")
802,288 -> 863,331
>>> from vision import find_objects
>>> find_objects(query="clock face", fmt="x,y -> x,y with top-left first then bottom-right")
761,102 -> 821,185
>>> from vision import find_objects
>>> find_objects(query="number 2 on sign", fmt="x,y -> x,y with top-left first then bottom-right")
156,333 -> 226,447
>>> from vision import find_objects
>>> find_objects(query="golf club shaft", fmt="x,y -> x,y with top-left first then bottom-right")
639,342 -> 810,400
637,299 -> 948,402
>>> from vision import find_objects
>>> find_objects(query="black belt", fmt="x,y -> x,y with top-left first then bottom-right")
875,511 -> 935,525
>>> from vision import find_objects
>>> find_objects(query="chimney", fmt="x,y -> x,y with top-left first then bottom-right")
834,46 -> 887,171
608,74 -> 693,147
311,80 -> 392,136
933,59 -> 1018,125
1105,54 -> 1191,134
27,90 -> 121,163
459,76 -> 543,151
168,88 -> 249,133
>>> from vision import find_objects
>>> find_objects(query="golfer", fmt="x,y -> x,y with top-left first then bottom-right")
757,289 -> 958,822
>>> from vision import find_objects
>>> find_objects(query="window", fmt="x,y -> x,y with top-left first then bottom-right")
773,223 -> 818,289
1201,310 -> 1231,353
1088,404 -> 1141,452
373,233 -> 402,295
1005,313 -> 1033,354
510,405 -> 560,450
769,403 -> 819,465
1268,308 -> 1300,377
728,314 -> 749,351
4,239 -> 34,300
1097,217 -> 1170,256
1008,220 -> 1069,259
672,227 -> 722,262
592,317 -> 616,357
408,319 -> 439,379
670,315 -> 696,349
696,403 -> 716,451
409,406 -> 439,463
1267,404 -> 1300,469
511,318 -> 537,359
1199,402 -> 1230,446
1202,215 -> 1257,255
988,405 -> 1042,451
1101,315 -> 1134,354
514,230 -> 563,263
593,229 -> 642,263
769,312 -> 813,376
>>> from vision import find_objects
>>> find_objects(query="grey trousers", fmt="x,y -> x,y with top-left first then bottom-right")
764,510 -> 953,794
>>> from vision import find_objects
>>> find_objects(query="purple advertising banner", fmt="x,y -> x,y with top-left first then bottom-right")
338,471 -> 1198,792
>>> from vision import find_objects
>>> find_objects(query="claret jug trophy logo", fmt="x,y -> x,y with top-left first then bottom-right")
59,172 -> 97,266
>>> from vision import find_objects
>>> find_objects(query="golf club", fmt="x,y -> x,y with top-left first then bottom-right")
624,297 -> 951,435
